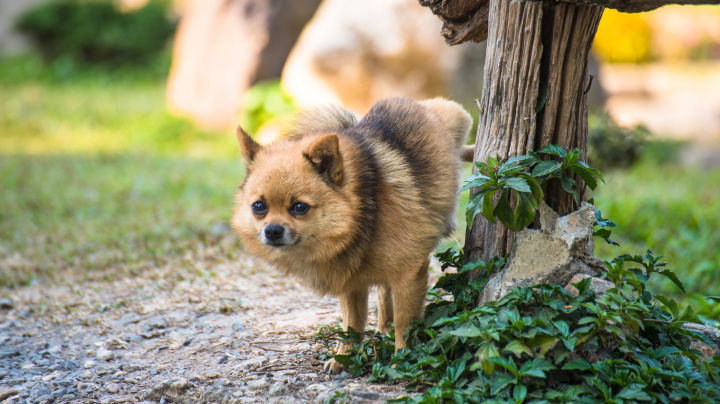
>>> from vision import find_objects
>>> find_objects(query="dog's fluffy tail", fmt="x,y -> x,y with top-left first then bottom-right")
419,98 -> 474,162
286,105 -> 360,140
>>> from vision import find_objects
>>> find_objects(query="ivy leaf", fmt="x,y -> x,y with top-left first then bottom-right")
659,270 -> 686,293
514,192 -> 538,230
482,189 -> 497,222
562,359 -> 591,371
532,160 -> 561,177
537,144 -> 567,158
505,177 -> 532,193
504,340 -> 533,358
655,295 -> 679,318
494,189 -> 515,230
616,386 -> 652,401
560,175 -> 577,201
490,375 -> 516,395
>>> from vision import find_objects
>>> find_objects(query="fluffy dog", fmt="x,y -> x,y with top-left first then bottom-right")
232,97 -> 472,373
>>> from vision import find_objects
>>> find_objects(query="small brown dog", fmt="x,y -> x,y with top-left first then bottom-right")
232,97 -> 472,373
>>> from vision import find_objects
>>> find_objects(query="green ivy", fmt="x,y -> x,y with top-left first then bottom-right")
462,145 -> 603,231
315,147 -> 720,403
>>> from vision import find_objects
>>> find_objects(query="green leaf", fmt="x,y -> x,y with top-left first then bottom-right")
494,189 -> 515,230
655,295 -> 679,318
482,189 -> 497,222
506,155 -> 540,166
450,324 -> 484,338
537,144 -> 566,158
504,340 -> 533,358
459,175 -> 491,193
616,386 -> 652,401
526,336 -> 559,357
707,296 -> 720,303
659,270 -> 686,293
505,177 -> 532,193
562,359 -> 591,371
560,175 -> 577,201
532,160 -> 561,177
466,193 -> 484,228
490,375 -> 516,395
473,342 -> 500,375
514,192 -> 538,231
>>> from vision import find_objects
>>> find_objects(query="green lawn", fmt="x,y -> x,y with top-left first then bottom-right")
0,56 -> 244,286
1,56 -> 718,321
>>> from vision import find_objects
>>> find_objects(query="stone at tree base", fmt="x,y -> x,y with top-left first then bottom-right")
480,202 -> 605,305
563,274 -> 614,297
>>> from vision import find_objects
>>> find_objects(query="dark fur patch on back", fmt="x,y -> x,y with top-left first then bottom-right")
355,98 -> 435,190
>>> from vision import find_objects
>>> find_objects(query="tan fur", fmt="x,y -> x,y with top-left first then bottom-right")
232,97 -> 472,373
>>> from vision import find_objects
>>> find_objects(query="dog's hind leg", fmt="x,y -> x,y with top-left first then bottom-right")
324,287 -> 369,374
377,284 -> 393,334
392,259 -> 429,351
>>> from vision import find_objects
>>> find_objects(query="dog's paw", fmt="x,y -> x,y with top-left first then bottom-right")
323,358 -> 345,374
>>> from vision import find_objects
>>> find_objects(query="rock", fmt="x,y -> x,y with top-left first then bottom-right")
0,298 -> 14,310
82,360 -> 96,369
0,350 -> 20,359
282,0 -> 485,114
480,202 -> 605,304
52,388 -> 67,399
166,0 -> 321,130
0,387 -> 18,401
268,381 -> 290,396
139,316 -> 168,339
96,347 -> 115,362
232,321 -> 245,332
305,383 -> 329,392
564,274 -> 614,297
144,378 -> 189,402
36,394 -> 55,404
7,378 -> 25,386
351,389 -> 380,400
105,383 -> 121,394
246,379 -> 270,390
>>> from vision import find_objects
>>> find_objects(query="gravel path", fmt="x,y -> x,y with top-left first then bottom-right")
0,249 -> 409,403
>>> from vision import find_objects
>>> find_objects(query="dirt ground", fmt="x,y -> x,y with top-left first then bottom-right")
0,238 -> 411,403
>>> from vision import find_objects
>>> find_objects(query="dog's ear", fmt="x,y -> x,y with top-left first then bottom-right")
236,126 -> 262,163
305,134 -> 343,186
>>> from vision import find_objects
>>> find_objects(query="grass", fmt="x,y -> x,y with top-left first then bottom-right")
592,142 -> 720,321
1,55 -> 718,323
0,55 -> 244,286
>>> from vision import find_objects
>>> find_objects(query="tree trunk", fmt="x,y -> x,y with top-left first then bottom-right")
464,0 -> 603,263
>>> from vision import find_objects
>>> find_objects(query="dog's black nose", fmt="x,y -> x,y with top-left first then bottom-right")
264,225 -> 284,241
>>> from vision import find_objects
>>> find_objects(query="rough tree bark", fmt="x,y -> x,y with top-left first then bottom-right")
421,0 -> 719,264
463,0 -> 603,262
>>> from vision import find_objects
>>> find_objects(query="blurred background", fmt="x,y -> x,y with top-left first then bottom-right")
1,0 -> 718,322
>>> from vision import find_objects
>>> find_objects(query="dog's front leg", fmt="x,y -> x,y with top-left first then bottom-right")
324,288 -> 369,374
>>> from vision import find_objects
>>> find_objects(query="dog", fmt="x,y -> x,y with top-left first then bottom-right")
232,97 -> 472,373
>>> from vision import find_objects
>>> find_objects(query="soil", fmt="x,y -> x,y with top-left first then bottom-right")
0,239 -> 411,403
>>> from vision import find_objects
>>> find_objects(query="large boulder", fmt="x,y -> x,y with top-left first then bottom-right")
281,0 -> 485,113
166,0 -> 320,130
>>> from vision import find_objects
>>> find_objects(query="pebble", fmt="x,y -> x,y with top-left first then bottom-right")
268,381 -> 290,396
246,379 -> 270,390
52,388 -> 67,399
36,394 -> 55,404
351,389 -> 380,400
105,382 -> 121,394
0,387 -> 19,401
97,347 -> 115,361
83,360 -> 96,368
0,298 -> 14,310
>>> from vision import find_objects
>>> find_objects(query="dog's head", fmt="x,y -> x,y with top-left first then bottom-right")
232,127 -> 353,263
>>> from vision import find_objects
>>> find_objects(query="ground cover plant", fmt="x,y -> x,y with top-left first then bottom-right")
316,148 -> 720,403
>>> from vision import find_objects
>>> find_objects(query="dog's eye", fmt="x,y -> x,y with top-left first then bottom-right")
289,202 -> 310,215
251,201 -> 268,215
